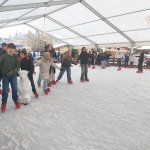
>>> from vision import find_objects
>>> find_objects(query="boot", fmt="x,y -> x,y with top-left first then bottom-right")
44,89 -> 49,95
68,80 -> 73,84
81,79 -> 84,82
98,64 -> 101,66
56,79 -> 59,83
14,101 -> 21,109
47,82 -> 52,87
47,88 -> 50,92
140,70 -> 143,73
52,81 -> 56,85
101,67 -> 105,69
8,88 -> 10,93
33,92 -> 39,98
1,102 -> 6,112
33,72 -> 36,74
85,79 -> 89,82
92,66 -> 95,69
88,65 -> 91,68
136,70 -> 140,73
117,68 -> 121,71
0,89 -> 2,94
37,83 -> 41,87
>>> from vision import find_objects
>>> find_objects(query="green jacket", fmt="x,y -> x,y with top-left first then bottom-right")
0,49 -> 7,58
0,54 -> 20,76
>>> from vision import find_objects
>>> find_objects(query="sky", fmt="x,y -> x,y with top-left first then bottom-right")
0,25 -> 35,38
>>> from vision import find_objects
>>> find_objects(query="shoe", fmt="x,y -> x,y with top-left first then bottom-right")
68,80 -> 73,84
117,68 -> 121,71
1,102 -> 6,112
52,81 -> 56,85
136,70 -> 140,73
85,79 -> 89,82
101,67 -> 105,69
124,66 -> 126,68
81,79 -> 84,82
0,89 -> 2,94
47,88 -> 50,92
47,82 -> 52,87
14,101 -> 21,109
92,66 -> 95,69
33,92 -> 39,98
33,72 -> 36,74
8,88 -> 10,93
56,79 -> 59,83
44,90 -> 49,95
88,65 -> 91,68
38,83 -> 41,87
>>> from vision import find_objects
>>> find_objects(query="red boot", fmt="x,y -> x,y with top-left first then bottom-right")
52,81 -> 56,85
92,66 -> 95,69
47,82 -> 52,87
101,67 -> 105,69
44,89 -> 49,95
68,80 -> 73,84
56,79 -> 59,83
33,92 -> 39,98
88,65 -> 91,68
47,88 -> 50,92
38,83 -> 41,87
141,70 -> 143,73
1,102 -> 6,112
117,68 -> 121,71
8,88 -> 10,93
14,101 -> 21,109
33,71 -> 36,74
81,79 -> 84,82
85,79 -> 89,82
136,70 -> 140,73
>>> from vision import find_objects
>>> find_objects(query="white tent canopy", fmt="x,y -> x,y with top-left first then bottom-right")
0,0 -> 150,48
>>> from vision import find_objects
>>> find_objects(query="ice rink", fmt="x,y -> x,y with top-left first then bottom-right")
0,65 -> 150,150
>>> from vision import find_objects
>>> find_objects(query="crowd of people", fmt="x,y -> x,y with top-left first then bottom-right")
0,43 -> 146,112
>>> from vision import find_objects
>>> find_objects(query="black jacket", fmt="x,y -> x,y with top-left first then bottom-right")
139,53 -> 144,63
20,57 -> 34,75
105,54 -> 112,60
77,52 -> 91,64
99,55 -> 106,61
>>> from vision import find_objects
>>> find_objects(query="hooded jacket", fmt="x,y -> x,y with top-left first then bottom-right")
0,53 -> 20,76
34,52 -> 60,79
0,49 -> 7,58
115,50 -> 124,59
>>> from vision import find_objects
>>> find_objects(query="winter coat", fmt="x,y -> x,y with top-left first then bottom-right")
129,55 -> 134,62
34,55 -> 60,79
115,50 -> 124,59
0,49 -> 7,58
105,54 -> 112,60
62,56 -> 76,67
125,55 -> 129,61
92,51 -> 97,59
77,52 -> 91,64
20,57 -> 34,75
33,52 -> 36,58
139,53 -> 144,63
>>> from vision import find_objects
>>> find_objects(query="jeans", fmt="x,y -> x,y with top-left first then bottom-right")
125,60 -> 128,66
81,64 -> 88,80
117,58 -> 121,68
106,59 -> 110,65
101,61 -> 106,68
37,75 -> 49,90
2,75 -> 18,103
28,74 -> 37,93
57,66 -> 71,81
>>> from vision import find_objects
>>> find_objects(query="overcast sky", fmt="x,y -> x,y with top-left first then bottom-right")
0,25 -> 35,38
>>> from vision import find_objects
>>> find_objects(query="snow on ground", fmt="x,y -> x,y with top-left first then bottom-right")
0,65 -> 150,150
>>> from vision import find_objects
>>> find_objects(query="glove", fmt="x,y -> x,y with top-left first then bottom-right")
6,72 -> 13,78
60,68 -> 65,71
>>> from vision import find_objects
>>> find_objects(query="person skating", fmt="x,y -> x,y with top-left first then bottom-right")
96,52 -> 101,66
91,49 -> 97,69
19,49 -> 39,98
129,53 -> 134,68
115,48 -> 124,71
0,43 -> 9,94
99,53 -> 106,69
77,47 -> 91,82
124,53 -> 129,68
137,51 -> 145,73
44,44 -> 57,86
35,52 -> 61,95
56,50 -> 76,84
105,51 -> 112,67
0,43 -> 21,112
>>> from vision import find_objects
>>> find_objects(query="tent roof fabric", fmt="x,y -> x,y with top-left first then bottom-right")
0,0 -> 150,47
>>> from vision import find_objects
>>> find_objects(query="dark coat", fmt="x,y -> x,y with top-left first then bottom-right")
20,57 -> 34,75
105,53 -> 112,60
99,54 -> 106,61
77,51 -> 91,64
139,53 -> 144,63
125,55 -> 129,61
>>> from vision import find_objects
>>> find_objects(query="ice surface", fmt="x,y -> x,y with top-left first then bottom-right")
0,65 -> 150,150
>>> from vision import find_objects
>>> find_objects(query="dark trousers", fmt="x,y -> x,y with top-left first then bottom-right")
2,75 -> 18,103
92,58 -> 96,65
117,58 -> 121,68
81,64 -> 88,80
28,74 -> 36,93
0,69 -> 2,88
57,66 -> 71,81
138,62 -> 143,71
125,60 -> 128,66
130,62 -> 133,65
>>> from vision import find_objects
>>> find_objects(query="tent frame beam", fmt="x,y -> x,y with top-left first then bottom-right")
46,16 -> 97,46
0,0 -> 80,12
81,0 -> 134,45
26,24 -> 72,46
